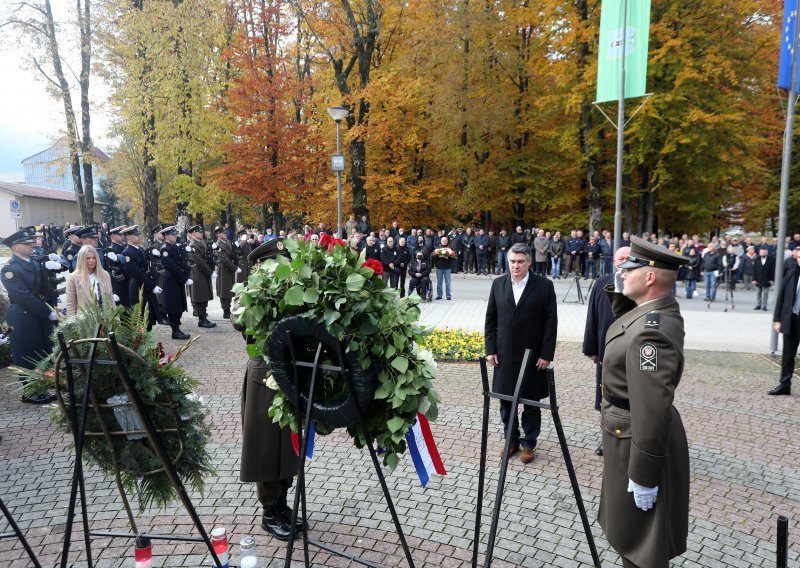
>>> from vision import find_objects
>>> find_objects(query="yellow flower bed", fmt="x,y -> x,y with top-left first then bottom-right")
420,328 -> 484,361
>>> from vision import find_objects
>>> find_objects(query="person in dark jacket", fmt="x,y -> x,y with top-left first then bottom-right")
565,230 -> 579,277
487,230 -> 497,272
364,234 -> 381,261
582,246 -> 630,456
574,229 -> 587,277
701,244 -> 723,301
511,226 -> 527,246
462,228 -> 476,273
381,237 -> 401,290
159,226 -> 192,339
408,250 -> 432,299
186,225 -> 216,328
683,248 -> 701,299
433,236 -> 455,300
396,237 -> 411,297
485,243 -> 557,464
121,226 -> 162,330
107,226 -> 131,307
474,229 -> 489,275
769,255 -> 800,395
753,247 -> 776,311
496,229 -> 511,274
585,235 -> 601,279
214,226 -> 240,319
549,232 -> 565,279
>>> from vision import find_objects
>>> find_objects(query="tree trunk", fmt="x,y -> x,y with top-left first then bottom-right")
645,190 -> 657,235
77,0 -> 95,221
624,199 -> 634,234
576,0 -> 601,234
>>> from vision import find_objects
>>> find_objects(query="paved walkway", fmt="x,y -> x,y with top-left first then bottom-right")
1,310 -> 798,567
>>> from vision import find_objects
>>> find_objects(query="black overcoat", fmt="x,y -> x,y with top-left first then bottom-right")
484,271 -> 558,400
582,273 -> 615,361
773,266 -> 800,331
160,241 -> 189,315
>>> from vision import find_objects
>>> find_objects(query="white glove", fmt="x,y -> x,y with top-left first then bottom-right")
240,234 -> 247,241
45,260 -> 62,271
628,479 -> 658,511
186,279 -> 194,286
107,251 -> 118,262
235,241 -> 240,247
185,246 -> 193,253
212,271 -> 218,279
151,249 -> 160,257
153,286 -> 163,294
49,312 -> 58,321
212,243 -> 218,250
714,270 -> 720,278
48,253 -> 60,262
614,269 -> 625,293
236,267 -> 242,274
0,333 -> 8,345
112,294 -> 120,302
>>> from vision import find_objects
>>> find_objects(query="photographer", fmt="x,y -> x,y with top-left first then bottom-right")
1,227 -> 60,404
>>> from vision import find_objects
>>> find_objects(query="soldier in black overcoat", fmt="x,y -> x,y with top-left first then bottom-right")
159,226 -> 192,339
484,242 -> 557,464
107,226 -> 131,307
121,226 -> 162,330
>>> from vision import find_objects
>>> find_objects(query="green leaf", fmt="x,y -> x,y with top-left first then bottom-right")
274,263 -> 292,281
345,273 -> 366,291
246,343 -> 261,358
374,380 -> 394,400
323,309 -> 340,326
391,356 -> 409,374
303,288 -> 320,303
284,285 -> 304,306
385,452 -> 400,469
385,345 -> 396,359
387,416 -> 405,433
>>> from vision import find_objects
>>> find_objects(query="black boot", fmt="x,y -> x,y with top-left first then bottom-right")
171,328 -> 190,340
261,505 -> 292,541
222,309 -> 231,319
278,500 -> 305,532
198,318 -> 216,328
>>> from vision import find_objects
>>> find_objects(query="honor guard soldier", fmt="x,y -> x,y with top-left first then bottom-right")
186,225 -> 216,329
235,229 -> 252,284
148,224 -> 169,326
1,228 -> 60,404
213,226 -> 240,319
159,226 -> 193,339
598,236 -> 689,568
121,226 -> 162,330
106,225 -> 130,307
60,225 -> 83,271
75,227 -> 106,271
231,238 -> 300,540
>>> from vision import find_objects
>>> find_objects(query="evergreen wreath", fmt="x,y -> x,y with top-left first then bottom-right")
22,303 -> 214,510
234,237 -> 440,469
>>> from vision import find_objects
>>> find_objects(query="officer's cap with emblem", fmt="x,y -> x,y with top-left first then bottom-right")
77,226 -> 99,239
1,227 -> 38,247
121,225 -> 140,236
152,224 -> 163,234
109,225 -> 126,235
64,225 -> 84,237
160,225 -> 179,236
187,224 -> 203,234
248,238 -> 289,263
213,226 -> 225,234
619,235 -> 688,271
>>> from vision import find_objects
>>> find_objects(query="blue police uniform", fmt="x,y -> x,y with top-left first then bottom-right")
158,227 -> 191,338
108,240 -> 131,307
121,230 -> 159,330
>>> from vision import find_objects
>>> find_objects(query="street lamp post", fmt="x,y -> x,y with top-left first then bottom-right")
327,106 -> 349,239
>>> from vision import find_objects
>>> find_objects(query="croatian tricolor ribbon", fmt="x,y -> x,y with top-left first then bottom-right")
291,421 -> 315,459
405,413 -> 446,487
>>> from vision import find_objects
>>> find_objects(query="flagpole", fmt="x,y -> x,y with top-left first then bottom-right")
771,2 -> 800,354
613,0 -> 628,252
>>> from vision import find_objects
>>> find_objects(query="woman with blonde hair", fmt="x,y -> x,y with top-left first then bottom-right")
65,245 -> 116,316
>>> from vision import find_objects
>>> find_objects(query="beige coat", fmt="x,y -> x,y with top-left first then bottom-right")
598,288 -> 689,567
65,272 -> 116,316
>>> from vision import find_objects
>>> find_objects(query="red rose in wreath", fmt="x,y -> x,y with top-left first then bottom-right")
327,237 -> 347,252
318,233 -> 333,248
361,258 -> 384,276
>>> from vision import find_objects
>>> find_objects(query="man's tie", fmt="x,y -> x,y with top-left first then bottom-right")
793,272 -> 800,315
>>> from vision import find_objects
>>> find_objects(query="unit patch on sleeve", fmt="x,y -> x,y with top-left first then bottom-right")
644,312 -> 660,330
640,343 -> 658,372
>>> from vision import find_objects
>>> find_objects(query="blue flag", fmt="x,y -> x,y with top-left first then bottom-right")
779,0 -> 800,92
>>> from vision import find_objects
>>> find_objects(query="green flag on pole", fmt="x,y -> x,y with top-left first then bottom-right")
596,0 -> 651,103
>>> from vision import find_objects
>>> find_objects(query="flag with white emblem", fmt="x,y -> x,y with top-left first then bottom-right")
779,0 -> 800,92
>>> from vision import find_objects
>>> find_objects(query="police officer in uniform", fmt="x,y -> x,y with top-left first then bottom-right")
60,226 -> 83,271
186,225 -> 216,329
1,228 -> 60,404
231,238 -> 299,540
75,226 -> 106,271
106,225 -> 131,308
159,226 -> 193,339
149,224 -> 169,326
598,236 -> 689,568
213,226 -> 239,319
121,226 -> 162,330
235,229 -> 252,284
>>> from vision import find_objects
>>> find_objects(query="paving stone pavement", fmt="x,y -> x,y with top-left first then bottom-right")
1,316 -> 798,567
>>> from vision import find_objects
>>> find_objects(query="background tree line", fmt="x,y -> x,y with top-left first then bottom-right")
5,0 -> 797,236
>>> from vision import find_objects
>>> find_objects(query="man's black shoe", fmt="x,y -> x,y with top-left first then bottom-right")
22,392 -> 56,405
198,319 -> 217,328
262,506 -> 292,541
753,306 -> 761,310
279,503 -> 305,532
763,307 -> 770,311
222,310 -> 231,319
595,441 -> 603,456
172,331 -> 190,340
768,384 -> 791,396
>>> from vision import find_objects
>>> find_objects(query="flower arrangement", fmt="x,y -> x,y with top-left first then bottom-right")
432,246 -> 457,259
22,303 -> 214,510
420,328 -> 484,361
233,238 -> 439,469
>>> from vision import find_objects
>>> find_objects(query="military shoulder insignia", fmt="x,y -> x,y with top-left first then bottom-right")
67,254 -> 73,261
640,343 -> 657,372
125,256 -> 130,262
644,312 -> 660,329
2,271 -> 12,280
162,251 -> 168,257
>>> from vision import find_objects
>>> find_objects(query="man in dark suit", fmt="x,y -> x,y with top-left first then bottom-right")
485,243 -> 558,464
752,247 -> 775,311
770,254 -> 800,395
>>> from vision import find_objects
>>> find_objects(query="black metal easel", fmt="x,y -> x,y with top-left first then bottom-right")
0,495 -> 42,567
471,351 -> 600,568
283,328 -> 416,568
562,274 -> 586,304
56,328 -> 223,568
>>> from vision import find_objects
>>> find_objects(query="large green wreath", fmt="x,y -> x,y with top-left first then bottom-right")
22,303 -> 214,510
234,237 -> 439,469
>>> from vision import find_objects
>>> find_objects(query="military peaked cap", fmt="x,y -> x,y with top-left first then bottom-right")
619,235 -> 688,271
1,228 -> 38,247
109,225 -> 126,235
248,238 -> 289,263
121,225 -> 140,236
187,224 -> 203,234
64,226 -> 84,237
77,226 -> 99,239
160,225 -> 178,236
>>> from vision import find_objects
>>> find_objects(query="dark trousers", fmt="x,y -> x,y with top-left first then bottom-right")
382,270 -> 399,289
594,363 -> 602,411
168,313 -> 183,332
499,399 -> 541,449
477,253 -> 488,274
399,270 -> 406,297
779,314 -> 800,386
192,301 -> 208,319
220,297 -> 232,312
409,276 -> 430,297
463,249 -> 474,272
257,478 -> 293,508
535,261 -> 547,276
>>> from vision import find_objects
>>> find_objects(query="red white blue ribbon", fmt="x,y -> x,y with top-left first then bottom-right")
291,421 -> 315,460
405,413 -> 446,487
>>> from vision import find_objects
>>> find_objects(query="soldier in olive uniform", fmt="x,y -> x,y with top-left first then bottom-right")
598,236 -> 689,568
186,225 -> 216,329
231,238 -> 300,540
213,226 -> 240,319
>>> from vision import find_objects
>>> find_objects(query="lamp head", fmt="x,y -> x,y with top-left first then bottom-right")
327,106 -> 349,123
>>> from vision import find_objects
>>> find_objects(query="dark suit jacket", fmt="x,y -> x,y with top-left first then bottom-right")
752,256 -> 775,286
773,267 -> 800,332
582,273 -> 615,360
485,271 -> 558,400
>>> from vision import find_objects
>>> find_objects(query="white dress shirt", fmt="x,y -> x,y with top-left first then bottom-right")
511,272 -> 529,305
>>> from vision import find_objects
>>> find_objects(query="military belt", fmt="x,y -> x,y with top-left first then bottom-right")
603,392 -> 630,411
